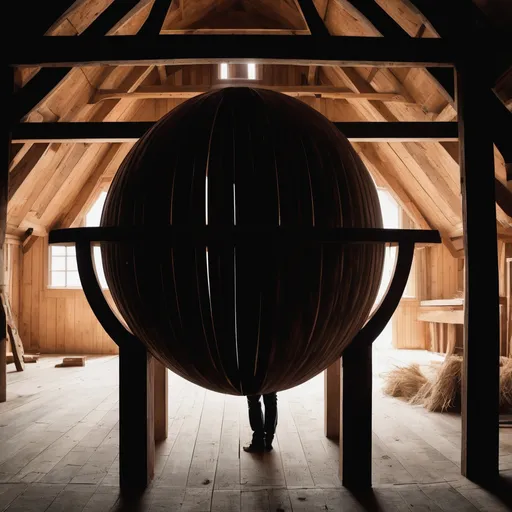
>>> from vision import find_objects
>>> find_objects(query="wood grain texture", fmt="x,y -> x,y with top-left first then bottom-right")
100,87 -> 385,395
20,237 -> 118,355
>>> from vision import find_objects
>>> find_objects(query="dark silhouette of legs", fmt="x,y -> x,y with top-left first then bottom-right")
263,392 -> 277,451
243,393 -> 278,453
243,395 -> 265,452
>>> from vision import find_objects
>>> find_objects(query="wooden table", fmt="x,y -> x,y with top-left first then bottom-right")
418,297 -> 508,356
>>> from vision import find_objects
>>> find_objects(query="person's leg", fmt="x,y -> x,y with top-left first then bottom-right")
243,395 -> 265,452
263,392 -> 278,451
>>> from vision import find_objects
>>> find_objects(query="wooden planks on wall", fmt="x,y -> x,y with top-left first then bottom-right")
20,237 -> 118,355
392,299 -> 426,350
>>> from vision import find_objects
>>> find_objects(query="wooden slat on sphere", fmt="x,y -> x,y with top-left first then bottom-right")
100,87 -> 384,395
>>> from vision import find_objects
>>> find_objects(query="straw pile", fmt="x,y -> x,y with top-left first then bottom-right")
382,364 -> 428,401
424,356 -> 462,412
382,356 -> 512,413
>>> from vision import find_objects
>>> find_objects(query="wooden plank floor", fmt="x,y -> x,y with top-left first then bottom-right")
0,351 -> 510,511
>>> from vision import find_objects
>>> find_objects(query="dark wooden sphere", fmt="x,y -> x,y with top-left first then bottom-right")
100,87 -> 384,395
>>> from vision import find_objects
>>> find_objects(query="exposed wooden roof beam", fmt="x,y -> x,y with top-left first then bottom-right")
14,0 -> 77,36
9,35 -> 455,68
406,0 -> 512,164
332,0 -> 455,102
92,85 -> 410,103
297,0 -> 330,36
8,64 -> 159,234
9,143 -> 35,171
51,144 -> 129,230
138,0 -> 173,35
354,143 -> 431,230
11,122 -> 459,144
8,144 -> 52,200
12,0 -> 143,123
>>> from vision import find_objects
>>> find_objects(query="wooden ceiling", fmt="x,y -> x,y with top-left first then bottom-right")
8,0 -> 512,256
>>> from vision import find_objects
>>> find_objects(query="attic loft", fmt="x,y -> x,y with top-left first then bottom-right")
3,0 -> 512,509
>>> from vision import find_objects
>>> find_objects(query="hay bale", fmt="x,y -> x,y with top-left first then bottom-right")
424,355 -> 462,412
409,380 -> 434,405
382,364 -> 428,401
500,358 -> 512,410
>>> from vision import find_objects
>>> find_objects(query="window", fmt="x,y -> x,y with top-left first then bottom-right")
49,191 -> 108,289
220,62 -> 229,80
219,63 -> 257,80
247,63 -> 256,80
49,245 -> 80,288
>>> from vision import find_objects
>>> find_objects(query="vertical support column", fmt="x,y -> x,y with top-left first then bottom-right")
457,61 -> 500,482
340,341 -> 372,489
154,359 -> 168,442
324,359 -> 340,439
1,68 -> 13,403
119,342 -> 155,493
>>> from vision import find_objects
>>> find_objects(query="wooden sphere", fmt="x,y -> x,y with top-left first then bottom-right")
100,87 -> 384,395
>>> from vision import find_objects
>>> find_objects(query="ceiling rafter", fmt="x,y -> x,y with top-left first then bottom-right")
8,62 -> 160,236
12,0 -> 157,123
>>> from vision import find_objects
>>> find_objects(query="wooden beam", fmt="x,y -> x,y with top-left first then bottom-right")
408,0 -> 512,165
297,0 -> 330,36
9,143 -> 34,171
9,35 -> 455,68
12,0 -> 77,36
8,144 -> 51,200
12,121 -> 459,143
138,0 -> 173,36
154,359 -> 168,442
119,342 -> 155,492
92,85 -> 409,103
355,143 -> 431,230
334,0 -> 455,103
52,144 -> 129,230
1,69 -> 14,402
11,0 -> 142,123
457,61 -> 500,483
341,341 -> 372,489
157,66 -> 167,84
495,179 -> 512,218
324,359 -> 340,439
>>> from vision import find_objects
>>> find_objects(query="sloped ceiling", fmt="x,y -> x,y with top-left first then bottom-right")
8,0 -> 512,256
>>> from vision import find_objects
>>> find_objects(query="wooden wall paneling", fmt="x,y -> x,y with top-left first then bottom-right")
19,237 -> 118,354
56,297 -> 66,353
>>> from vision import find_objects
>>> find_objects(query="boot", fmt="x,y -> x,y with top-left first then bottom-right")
264,433 -> 274,452
243,433 -> 265,453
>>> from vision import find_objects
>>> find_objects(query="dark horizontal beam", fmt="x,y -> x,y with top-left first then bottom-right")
12,122 -> 458,143
9,35 -> 455,68
49,226 -> 441,246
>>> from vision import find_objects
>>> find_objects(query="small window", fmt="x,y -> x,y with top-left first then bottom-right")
219,63 -> 257,80
49,245 -> 80,288
220,62 -> 229,80
247,63 -> 256,80
48,191 -> 109,289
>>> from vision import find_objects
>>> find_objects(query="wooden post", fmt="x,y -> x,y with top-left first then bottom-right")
324,359 -> 340,439
119,342 -> 155,493
1,68 -> 13,403
154,358 -> 168,442
456,61 -> 500,482
340,341 -> 372,489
